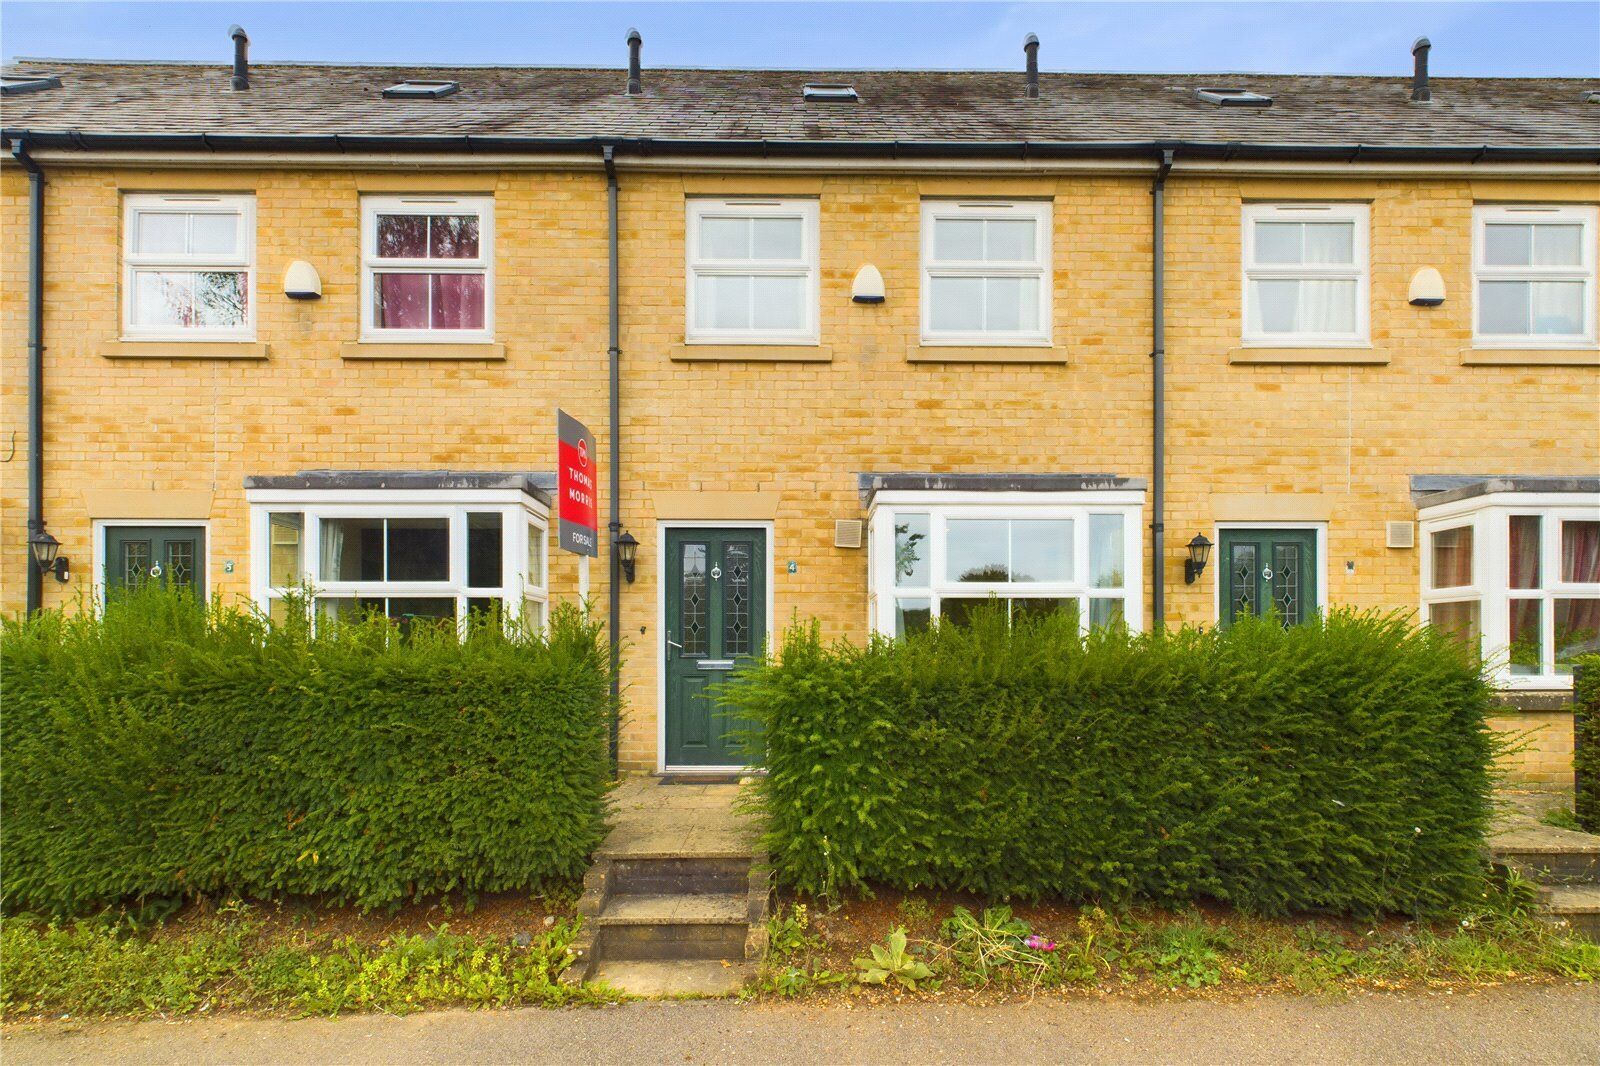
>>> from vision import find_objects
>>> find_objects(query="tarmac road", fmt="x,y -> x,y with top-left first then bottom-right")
5,984 -> 1599,1065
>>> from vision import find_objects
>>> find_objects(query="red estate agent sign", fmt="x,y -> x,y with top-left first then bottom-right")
557,410 -> 598,557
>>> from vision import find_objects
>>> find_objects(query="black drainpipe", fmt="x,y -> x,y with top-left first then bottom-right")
603,144 -> 622,773
13,138 -> 46,616
1150,148 -> 1174,629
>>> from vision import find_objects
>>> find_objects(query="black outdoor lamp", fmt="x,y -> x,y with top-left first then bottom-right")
28,526 -> 70,583
615,530 -> 639,584
1184,534 -> 1213,585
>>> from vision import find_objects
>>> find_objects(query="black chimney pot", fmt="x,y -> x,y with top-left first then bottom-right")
1411,36 -> 1431,103
1024,33 -> 1040,99
229,25 -> 249,92
626,28 -> 642,96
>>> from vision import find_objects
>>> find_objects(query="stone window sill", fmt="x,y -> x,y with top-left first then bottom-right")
101,340 -> 269,360
1228,346 -> 1387,365
671,344 -> 832,363
1460,347 -> 1600,367
909,345 -> 1067,365
341,342 -> 506,361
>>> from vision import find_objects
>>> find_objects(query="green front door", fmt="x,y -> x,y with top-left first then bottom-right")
1219,528 -> 1316,627
104,525 -> 206,597
664,528 -> 766,768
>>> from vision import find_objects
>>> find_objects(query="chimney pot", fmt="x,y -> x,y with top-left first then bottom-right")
229,24 -> 249,92
1411,36 -> 1431,103
1023,32 -> 1040,99
626,28 -> 643,96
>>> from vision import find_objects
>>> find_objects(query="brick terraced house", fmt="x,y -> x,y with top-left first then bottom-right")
2,33 -> 1597,778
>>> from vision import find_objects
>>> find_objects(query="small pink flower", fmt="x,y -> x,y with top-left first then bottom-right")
1024,934 -> 1057,952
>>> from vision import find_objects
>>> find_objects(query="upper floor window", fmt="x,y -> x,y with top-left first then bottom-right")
1241,203 -> 1369,346
361,196 -> 493,342
1420,497 -> 1600,687
123,194 -> 254,340
685,198 -> 819,344
1473,205 -> 1597,348
921,201 -> 1051,345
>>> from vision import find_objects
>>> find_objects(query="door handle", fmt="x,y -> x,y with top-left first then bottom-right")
666,638 -> 683,650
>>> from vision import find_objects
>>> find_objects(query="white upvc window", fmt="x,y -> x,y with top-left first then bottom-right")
867,492 -> 1143,638
1473,205 -> 1598,349
122,193 -> 255,340
246,490 -> 548,635
1420,494 -> 1600,688
685,198 -> 819,344
360,195 -> 494,342
920,200 -> 1052,345
1241,203 -> 1369,346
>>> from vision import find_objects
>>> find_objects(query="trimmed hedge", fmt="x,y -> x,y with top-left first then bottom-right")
728,607 -> 1499,917
1576,655 -> 1600,833
2,586 -> 612,915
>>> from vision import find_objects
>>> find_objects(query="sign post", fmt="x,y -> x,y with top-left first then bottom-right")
557,410 -> 599,612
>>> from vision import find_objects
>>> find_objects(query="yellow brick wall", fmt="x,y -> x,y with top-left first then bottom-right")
1490,712 -> 1577,788
2,164 -> 1594,777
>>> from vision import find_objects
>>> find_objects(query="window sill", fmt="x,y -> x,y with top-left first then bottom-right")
101,340 -> 268,360
1460,347 -> 1600,367
1228,346 -> 1386,365
671,344 -> 832,363
340,342 -> 506,361
909,345 -> 1067,365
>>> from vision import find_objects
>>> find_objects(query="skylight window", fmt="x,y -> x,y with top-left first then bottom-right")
381,80 -> 461,100
0,74 -> 62,97
1587,90 -> 1600,104
1196,87 -> 1273,107
802,83 -> 859,102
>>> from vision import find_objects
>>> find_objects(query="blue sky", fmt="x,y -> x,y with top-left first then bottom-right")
5,2 -> 1597,76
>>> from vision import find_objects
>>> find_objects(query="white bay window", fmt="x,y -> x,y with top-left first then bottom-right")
247,487 -> 548,634
868,493 -> 1143,637
1421,492 -> 1600,686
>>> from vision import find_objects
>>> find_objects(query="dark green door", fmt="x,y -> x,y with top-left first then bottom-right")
104,525 -> 205,597
1219,528 -> 1316,627
664,528 -> 766,768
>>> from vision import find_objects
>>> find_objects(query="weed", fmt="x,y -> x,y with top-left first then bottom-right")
1135,918 -> 1234,989
766,904 -> 822,961
896,896 -> 934,929
853,927 -> 934,990
1539,806 -> 1583,832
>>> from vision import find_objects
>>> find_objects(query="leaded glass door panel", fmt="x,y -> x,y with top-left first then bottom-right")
1219,528 -> 1317,628
663,528 -> 767,768
104,525 -> 206,598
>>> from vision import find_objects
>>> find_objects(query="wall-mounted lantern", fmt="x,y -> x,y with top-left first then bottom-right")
615,530 -> 639,583
1408,267 -> 1445,307
28,526 -> 70,583
283,260 -> 322,300
1184,534 -> 1213,585
851,264 -> 885,304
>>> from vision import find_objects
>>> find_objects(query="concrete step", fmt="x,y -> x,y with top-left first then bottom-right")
609,856 -> 750,896
1496,848 -> 1600,886
1539,884 -> 1600,942
592,891 -> 750,961
593,959 -> 750,997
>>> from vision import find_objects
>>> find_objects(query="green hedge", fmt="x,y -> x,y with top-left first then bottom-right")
728,608 -> 1499,917
2,586 -> 612,915
1576,655 -> 1600,833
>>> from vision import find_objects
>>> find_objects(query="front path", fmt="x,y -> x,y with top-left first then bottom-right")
7,985 -> 1598,1065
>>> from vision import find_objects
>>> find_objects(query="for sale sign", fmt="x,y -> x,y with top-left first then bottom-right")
557,410 -> 598,557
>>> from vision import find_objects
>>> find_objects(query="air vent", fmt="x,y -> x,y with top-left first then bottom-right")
803,83 -> 858,102
382,80 -> 461,99
834,520 -> 864,549
1386,521 -> 1416,549
1,74 -> 62,97
1195,87 -> 1272,107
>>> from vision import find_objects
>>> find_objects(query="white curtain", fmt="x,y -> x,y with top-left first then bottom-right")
319,519 -> 344,583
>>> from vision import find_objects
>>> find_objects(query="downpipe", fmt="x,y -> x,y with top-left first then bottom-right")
604,144 -> 622,773
1150,149 -> 1174,630
12,138 -> 46,615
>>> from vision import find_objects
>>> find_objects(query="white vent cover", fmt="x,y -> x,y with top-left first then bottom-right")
834,520 -> 864,549
1386,521 -> 1416,549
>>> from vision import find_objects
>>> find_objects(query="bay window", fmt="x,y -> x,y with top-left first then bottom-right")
361,195 -> 493,341
1421,493 -> 1600,686
1473,205 -> 1597,348
1241,203 -> 1369,346
868,494 -> 1142,637
248,488 -> 547,635
123,193 -> 255,339
921,200 -> 1052,345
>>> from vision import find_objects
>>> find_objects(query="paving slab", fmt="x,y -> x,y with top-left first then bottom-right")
592,960 -> 750,998
598,776 -> 761,860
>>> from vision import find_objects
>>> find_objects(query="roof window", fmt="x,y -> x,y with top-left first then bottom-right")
1195,86 -> 1272,107
0,74 -> 62,97
381,80 -> 461,100
802,83 -> 859,102
1587,90 -> 1600,103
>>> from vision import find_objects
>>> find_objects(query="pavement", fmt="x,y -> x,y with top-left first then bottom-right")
6,985 -> 1599,1065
